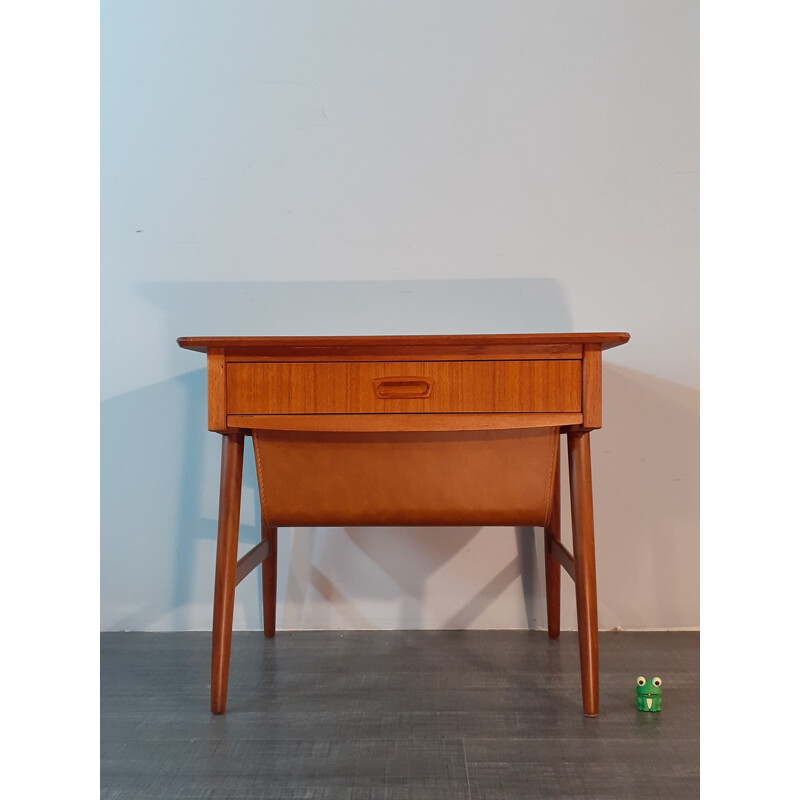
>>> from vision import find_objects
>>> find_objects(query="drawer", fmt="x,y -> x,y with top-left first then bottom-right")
226,360 -> 582,414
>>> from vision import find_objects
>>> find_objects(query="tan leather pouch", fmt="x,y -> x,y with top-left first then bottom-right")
252,426 -> 559,527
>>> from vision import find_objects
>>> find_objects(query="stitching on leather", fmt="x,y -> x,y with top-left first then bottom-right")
544,428 -> 559,525
252,432 -> 268,522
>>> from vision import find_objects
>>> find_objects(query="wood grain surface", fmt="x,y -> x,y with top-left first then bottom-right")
227,412 -> 583,432
226,360 -> 582,415
177,332 -> 631,356
176,331 -> 632,720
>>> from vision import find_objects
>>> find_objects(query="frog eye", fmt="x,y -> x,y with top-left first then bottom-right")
637,676 -> 646,686
652,677 -> 662,687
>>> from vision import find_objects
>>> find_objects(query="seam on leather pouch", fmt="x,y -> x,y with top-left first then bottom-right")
544,428 -> 559,525
252,433 -> 268,521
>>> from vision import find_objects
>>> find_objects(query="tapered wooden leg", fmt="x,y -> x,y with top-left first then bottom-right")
567,430 -> 599,717
544,440 -> 561,639
211,432 -> 244,715
261,521 -> 278,637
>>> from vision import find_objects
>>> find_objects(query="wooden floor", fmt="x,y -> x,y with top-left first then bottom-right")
101,631 -> 699,799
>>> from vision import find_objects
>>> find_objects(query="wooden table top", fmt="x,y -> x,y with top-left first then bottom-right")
177,332 -> 630,354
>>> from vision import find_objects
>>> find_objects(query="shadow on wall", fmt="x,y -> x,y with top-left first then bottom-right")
102,277 -> 699,632
585,364 -> 699,630
101,278 -> 697,631
279,525 -> 535,630
138,277 -> 574,631
100,355 -> 699,631
101,370 -> 267,631
332,525 -> 538,629
102,278 -> 576,630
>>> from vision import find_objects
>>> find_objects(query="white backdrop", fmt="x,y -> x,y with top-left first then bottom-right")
101,0 -> 698,631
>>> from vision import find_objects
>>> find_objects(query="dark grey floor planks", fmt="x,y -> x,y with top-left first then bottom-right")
101,631 -> 699,799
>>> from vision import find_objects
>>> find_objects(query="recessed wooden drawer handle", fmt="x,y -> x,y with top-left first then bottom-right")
373,377 -> 433,399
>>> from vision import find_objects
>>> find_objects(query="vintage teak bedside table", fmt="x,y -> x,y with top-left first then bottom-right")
177,333 -> 630,716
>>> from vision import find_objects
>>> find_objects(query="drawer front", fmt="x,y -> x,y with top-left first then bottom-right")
226,360 -> 582,414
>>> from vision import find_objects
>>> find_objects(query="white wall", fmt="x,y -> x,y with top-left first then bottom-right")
101,0 -> 698,631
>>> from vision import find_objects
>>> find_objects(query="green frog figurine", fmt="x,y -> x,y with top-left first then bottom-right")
636,676 -> 662,712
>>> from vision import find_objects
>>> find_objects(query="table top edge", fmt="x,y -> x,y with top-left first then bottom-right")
176,333 -> 631,353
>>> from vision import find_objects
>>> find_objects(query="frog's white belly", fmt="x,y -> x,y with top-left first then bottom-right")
646,698 -> 653,709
